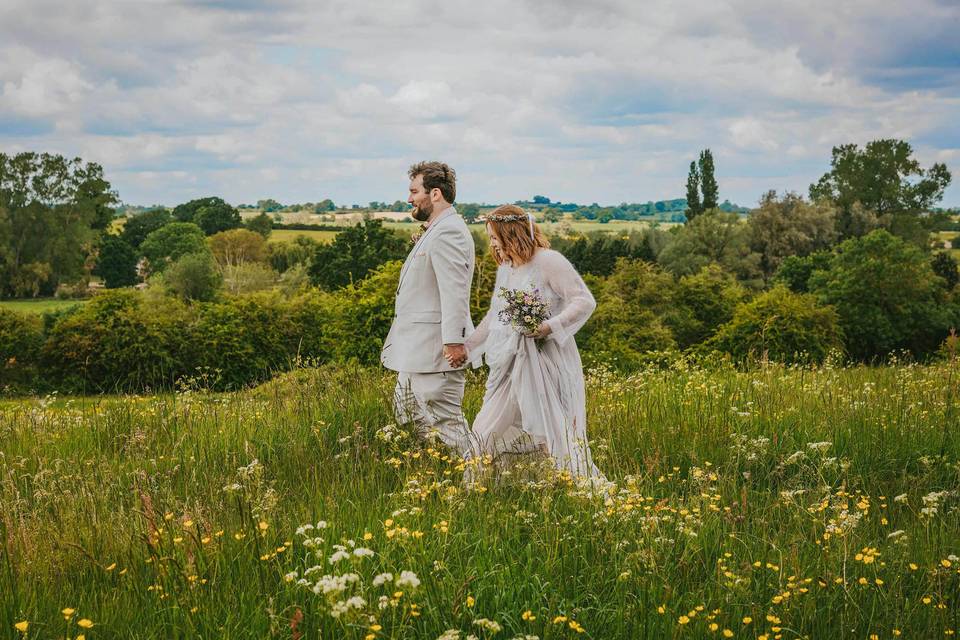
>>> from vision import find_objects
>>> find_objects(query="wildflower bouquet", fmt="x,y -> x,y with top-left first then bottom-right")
497,285 -> 551,347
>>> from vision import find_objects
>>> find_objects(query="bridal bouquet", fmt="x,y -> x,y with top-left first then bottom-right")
498,285 -> 551,346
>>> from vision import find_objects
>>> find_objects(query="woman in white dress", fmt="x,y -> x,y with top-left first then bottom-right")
451,204 -> 602,479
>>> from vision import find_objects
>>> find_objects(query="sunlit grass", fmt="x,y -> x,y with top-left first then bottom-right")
2,361 -> 958,638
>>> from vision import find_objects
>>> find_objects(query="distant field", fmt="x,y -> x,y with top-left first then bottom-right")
383,219 -> 678,236
268,229 -> 339,244
264,219 -> 673,245
934,230 -> 959,260
0,298 -> 87,314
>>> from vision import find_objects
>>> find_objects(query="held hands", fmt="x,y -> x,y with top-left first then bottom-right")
444,343 -> 468,368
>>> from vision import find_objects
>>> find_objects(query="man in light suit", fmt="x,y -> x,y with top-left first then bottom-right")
380,161 -> 475,456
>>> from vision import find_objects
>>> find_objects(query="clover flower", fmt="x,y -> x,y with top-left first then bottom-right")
396,570 -> 420,589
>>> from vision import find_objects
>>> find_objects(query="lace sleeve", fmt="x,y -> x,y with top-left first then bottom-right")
464,308 -> 492,361
464,265 -> 503,363
540,250 -> 596,347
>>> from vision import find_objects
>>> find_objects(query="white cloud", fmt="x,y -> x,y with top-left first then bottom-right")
1,55 -> 93,118
0,0 -> 957,206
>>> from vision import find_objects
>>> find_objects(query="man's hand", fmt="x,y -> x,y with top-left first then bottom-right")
444,343 -> 468,368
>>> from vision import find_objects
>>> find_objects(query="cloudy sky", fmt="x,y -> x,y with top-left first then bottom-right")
1,0 -> 958,208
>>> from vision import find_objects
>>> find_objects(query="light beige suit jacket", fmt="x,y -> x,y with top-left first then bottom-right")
380,207 -> 475,373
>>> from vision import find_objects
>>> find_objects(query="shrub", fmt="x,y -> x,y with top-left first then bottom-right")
190,293 -> 296,389
706,285 -> 843,364
0,308 -> 43,391
163,252 -> 222,301
325,260 -> 402,364
41,290 -> 190,392
580,258 -> 677,369
809,230 -> 954,360
666,264 -> 747,348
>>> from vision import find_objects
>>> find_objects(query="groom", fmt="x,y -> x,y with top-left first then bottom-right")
380,161 -> 475,456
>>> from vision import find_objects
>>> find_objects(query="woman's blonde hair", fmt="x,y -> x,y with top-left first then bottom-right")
484,204 -> 550,266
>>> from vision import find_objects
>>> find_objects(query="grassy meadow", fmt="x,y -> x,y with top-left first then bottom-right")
0,298 -> 88,314
267,229 -> 340,244
2,361 -> 959,639
263,219 -> 672,246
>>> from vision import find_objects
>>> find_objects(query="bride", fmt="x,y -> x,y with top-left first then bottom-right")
450,204 -> 602,479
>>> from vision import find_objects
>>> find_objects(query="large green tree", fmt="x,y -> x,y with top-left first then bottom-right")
0,152 -> 118,297
657,210 -> 761,284
809,229 -> 956,360
809,139 -> 951,238
93,236 -> 139,288
308,219 -> 407,290
244,212 -> 274,237
140,222 -> 209,274
121,208 -> 171,248
172,197 -> 241,235
698,149 -> 718,211
748,191 -> 838,283
685,160 -> 702,221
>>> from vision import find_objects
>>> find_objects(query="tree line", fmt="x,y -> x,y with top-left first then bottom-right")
1,138 -> 958,394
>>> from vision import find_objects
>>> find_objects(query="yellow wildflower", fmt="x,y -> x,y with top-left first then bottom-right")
14,621 -> 28,633
522,610 -> 536,621
679,615 -> 690,625
77,619 -> 94,629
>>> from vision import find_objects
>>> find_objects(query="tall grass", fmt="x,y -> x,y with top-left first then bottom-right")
1,361 -> 958,639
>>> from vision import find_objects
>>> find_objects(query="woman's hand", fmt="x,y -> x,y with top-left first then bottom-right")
526,322 -> 552,339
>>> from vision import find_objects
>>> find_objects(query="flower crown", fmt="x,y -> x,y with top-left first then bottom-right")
481,210 -> 537,241
481,212 -> 531,223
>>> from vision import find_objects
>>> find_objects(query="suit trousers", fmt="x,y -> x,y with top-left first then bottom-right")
394,370 -> 473,457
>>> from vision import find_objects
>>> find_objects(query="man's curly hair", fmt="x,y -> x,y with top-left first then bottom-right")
408,161 -> 456,204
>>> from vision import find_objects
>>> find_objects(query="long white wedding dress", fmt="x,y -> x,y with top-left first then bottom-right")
465,248 -> 602,478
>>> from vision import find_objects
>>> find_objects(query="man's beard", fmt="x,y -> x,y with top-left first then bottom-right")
412,201 -> 432,221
